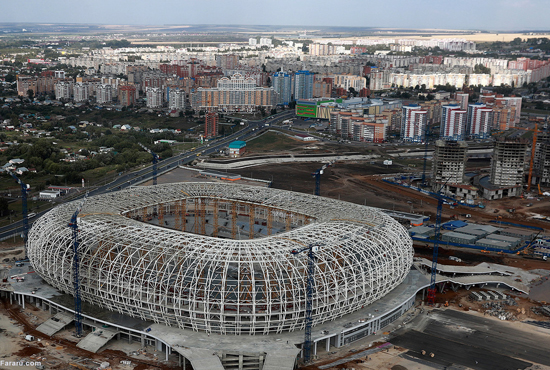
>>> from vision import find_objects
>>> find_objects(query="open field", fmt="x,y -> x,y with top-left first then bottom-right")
313,32 -> 550,43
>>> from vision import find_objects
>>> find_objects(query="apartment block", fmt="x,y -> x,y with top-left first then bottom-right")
204,112 -> 218,139
294,70 -> 314,100
191,73 -> 276,113
55,81 -> 73,100
401,104 -> 427,142
467,103 -> 493,138
146,87 -> 164,108
441,104 -> 467,140
96,84 -> 113,104
272,71 -> 292,105
118,85 -> 137,107
73,82 -> 90,102
168,88 -> 186,110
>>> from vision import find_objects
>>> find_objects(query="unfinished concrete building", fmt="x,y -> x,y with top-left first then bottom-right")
478,140 -> 527,200
431,140 -> 477,200
534,131 -> 550,187
490,140 -> 527,187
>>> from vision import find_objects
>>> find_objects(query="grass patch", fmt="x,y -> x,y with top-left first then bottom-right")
245,131 -> 306,153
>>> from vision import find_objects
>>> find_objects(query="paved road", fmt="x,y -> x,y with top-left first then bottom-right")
0,110 -> 295,240
391,309 -> 550,370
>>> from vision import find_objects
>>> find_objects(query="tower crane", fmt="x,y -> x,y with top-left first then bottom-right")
139,143 -> 159,186
290,243 -> 320,364
312,161 -> 334,196
67,192 -> 88,338
421,122 -> 431,187
426,179 -> 452,305
8,171 -> 30,257
515,124 -> 543,192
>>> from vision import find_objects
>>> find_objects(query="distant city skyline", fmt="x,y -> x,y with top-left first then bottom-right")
1,0 -> 549,31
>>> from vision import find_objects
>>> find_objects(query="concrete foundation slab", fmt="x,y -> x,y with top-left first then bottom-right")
76,326 -> 119,353
36,311 -> 74,336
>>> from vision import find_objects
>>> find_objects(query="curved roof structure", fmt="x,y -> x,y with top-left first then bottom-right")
28,182 -> 413,335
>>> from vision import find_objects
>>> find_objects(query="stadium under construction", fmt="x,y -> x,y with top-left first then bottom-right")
0,182 -> 534,370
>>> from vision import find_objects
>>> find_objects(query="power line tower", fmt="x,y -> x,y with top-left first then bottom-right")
68,193 -> 88,338
8,171 -> 30,257
290,244 -> 319,364
139,143 -> 159,186
312,161 -> 334,196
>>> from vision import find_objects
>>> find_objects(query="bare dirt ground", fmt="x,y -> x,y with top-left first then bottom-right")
0,299 -> 181,370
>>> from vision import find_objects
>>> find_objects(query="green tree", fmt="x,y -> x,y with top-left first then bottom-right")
27,89 -> 34,101
0,197 -> 9,217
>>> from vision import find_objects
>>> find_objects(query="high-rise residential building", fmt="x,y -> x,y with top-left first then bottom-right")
294,70 -> 314,100
441,104 -> 467,140
259,38 -> 272,47
216,54 -> 239,70
313,78 -> 332,98
401,104 -> 427,142
96,84 -> 113,104
191,73 -> 276,113
455,93 -> 469,110
204,112 -> 218,139
467,103 -> 492,138
249,38 -> 257,46
495,97 -> 522,125
55,81 -> 73,100
431,140 -> 468,189
73,82 -> 90,102
272,71 -> 292,105
118,85 -> 137,107
168,88 -> 186,110
332,74 -> 367,91
146,87 -> 164,108
490,140 -> 527,187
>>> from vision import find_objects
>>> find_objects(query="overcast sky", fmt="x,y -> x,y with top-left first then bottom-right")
1,0 -> 549,31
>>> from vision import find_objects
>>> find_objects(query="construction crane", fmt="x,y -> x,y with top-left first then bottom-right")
515,124 -> 542,192
290,243 -> 320,364
68,192 -> 88,338
426,179 -> 452,306
138,143 -> 159,186
8,171 -> 30,257
312,161 -> 334,196
421,122 -> 431,187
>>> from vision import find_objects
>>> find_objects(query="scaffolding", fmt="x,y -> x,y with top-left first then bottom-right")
27,182 -> 413,336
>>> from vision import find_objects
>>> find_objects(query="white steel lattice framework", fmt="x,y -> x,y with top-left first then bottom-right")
27,182 -> 413,335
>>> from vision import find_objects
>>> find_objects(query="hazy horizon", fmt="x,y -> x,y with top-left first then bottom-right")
1,0 -> 550,32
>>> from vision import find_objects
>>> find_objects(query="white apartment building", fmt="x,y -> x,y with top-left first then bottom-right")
169,88 -> 186,110
96,84 -> 113,104
249,38 -> 257,46
441,104 -> 467,140
467,103 -> 493,139
73,82 -> 90,102
332,74 -> 366,91
259,38 -> 272,47
401,105 -> 427,142
55,81 -> 73,100
146,87 -> 164,108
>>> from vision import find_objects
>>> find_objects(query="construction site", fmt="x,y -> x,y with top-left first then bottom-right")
1,130 -> 550,370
